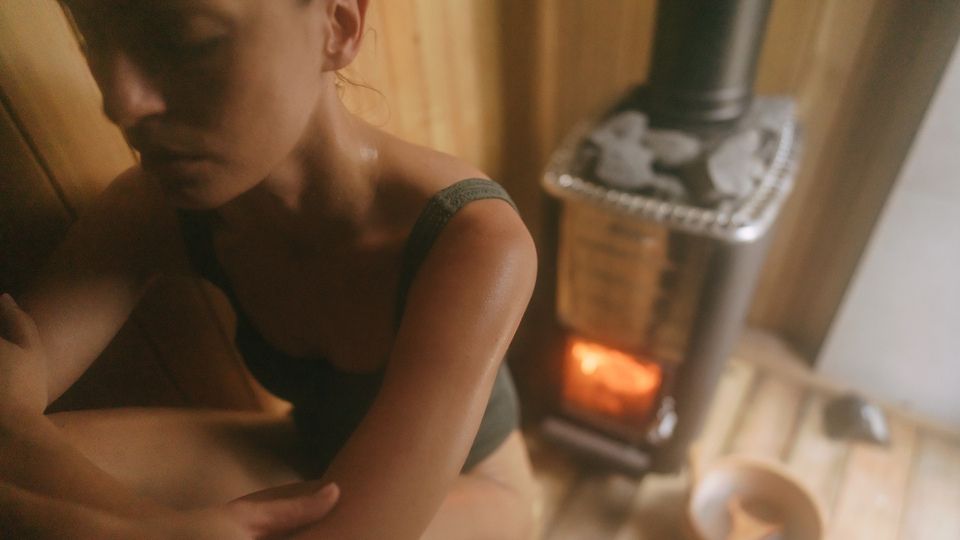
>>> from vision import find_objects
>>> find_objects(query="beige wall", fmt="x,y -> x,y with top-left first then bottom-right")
818,38 -> 960,429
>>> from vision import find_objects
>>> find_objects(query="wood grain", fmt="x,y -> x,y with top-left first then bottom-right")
897,433 -> 960,540
546,473 -> 640,540
524,434 -> 581,538
727,372 -> 806,460
829,416 -> 916,540
342,0 -> 504,177
0,0 -> 134,211
748,0 -> 882,341
784,394 -> 849,521
613,470 -> 690,540
0,100 -> 72,295
692,360 -> 757,471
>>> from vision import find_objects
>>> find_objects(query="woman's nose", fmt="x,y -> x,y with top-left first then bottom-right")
95,49 -> 166,128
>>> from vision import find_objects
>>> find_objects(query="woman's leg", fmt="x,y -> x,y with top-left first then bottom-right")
49,409 -> 537,538
421,431 -> 538,540
48,408 -> 307,510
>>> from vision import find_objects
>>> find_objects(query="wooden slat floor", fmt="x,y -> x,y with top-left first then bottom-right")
528,330 -> 960,540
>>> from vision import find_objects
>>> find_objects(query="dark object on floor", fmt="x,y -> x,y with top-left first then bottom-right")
823,394 -> 890,445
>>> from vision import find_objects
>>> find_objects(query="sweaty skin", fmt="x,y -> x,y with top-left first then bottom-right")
1,0 -> 537,538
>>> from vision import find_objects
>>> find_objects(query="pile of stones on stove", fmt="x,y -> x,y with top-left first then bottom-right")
575,98 -> 793,212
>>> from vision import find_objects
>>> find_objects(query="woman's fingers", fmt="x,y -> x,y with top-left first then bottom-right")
227,481 -> 340,538
0,293 -> 41,349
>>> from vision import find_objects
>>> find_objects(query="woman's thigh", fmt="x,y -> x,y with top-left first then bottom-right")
49,409 -> 537,538
422,431 -> 538,540
47,408 -> 308,509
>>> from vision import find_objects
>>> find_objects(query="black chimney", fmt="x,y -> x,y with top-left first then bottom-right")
647,0 -> 773,127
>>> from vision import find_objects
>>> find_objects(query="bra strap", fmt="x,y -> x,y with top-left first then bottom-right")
394,179 -> 518,326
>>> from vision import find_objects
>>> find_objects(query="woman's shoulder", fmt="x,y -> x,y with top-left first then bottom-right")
379,135 -> 519,226
386,140 -> 486,191
378,135 -> 534,270
77,166 -> 186,274
94,166 -> 167,213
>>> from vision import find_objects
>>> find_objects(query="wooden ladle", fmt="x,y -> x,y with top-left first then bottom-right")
725,495 -> 783,540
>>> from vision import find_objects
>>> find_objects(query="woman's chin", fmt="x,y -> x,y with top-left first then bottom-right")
143,160 -> 236,210
149,171 -> 226,210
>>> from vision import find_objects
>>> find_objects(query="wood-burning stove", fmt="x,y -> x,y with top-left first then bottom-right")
538,0 -> 800,476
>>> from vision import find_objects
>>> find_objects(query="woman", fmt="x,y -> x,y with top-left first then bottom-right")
0,0 -> 537,538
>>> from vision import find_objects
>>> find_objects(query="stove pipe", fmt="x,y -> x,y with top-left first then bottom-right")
647,0 -> 773,127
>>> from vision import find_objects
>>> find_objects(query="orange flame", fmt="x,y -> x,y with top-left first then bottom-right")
562,338 -> 663,422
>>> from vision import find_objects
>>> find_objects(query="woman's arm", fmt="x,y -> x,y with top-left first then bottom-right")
0,479 -> 150,540
0,170 -> 186,518
0,462 -> 342,540
19,170 -> 182,405
294,199 -> 537,540
0,169 -> 342,534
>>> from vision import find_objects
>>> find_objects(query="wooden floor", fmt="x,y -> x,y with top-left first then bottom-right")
528,330 -> 960,540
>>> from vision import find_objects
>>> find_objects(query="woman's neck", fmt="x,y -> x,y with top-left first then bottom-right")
216,90 -> 383,248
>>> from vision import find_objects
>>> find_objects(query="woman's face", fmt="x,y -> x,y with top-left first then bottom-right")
63,0 -> 334,208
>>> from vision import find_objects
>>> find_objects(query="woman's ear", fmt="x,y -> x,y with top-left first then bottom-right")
322,0 -> 369,71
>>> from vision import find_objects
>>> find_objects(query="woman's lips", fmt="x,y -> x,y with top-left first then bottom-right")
140,150 -> 212,184
140,145 -> 206,165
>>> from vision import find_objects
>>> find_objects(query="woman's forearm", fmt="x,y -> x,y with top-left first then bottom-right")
0,480 -> 146,540
0,412 -> 170,519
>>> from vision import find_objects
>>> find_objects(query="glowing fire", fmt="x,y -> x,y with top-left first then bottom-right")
562,338 -> 663,423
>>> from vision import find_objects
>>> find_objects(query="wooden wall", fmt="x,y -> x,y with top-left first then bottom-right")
2,0 -> 958,411
341,1 -> 505,177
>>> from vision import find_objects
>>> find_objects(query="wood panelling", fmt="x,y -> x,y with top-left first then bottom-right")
0,101 -> 72,296
0,0 -> 134,211
341,0 -> 504,177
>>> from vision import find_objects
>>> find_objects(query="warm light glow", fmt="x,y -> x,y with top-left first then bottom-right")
562,337 -> 663,424
571,341 -> 660,395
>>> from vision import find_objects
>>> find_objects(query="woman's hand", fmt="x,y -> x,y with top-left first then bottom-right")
1,479 -> 339,540
159,481 -> 340,539
0,293 -> 49,422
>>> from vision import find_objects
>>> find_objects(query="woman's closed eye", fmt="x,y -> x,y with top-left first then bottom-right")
62,3 -> 232,68
146,12 -> 232,64
160,14 -> 230,56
